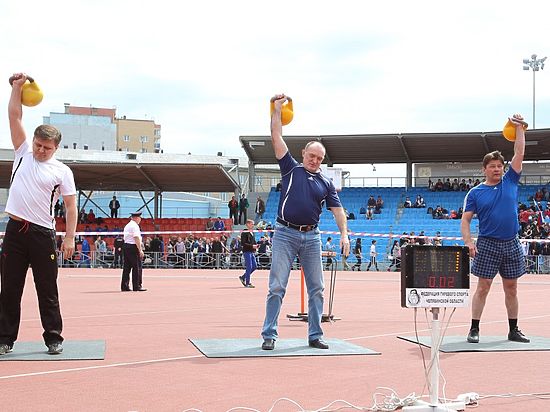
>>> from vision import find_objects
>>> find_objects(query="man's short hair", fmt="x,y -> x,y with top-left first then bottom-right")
482,150 -> 505,168
34,125 -> 62,146
304,141 -> 326,152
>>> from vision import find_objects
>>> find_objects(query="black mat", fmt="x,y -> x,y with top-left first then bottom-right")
398,335 -> 550,352
189,338 -> 379,358
0,340 -> 105,361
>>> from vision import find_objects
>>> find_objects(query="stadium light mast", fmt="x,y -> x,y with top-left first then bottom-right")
523,54 -> 547,128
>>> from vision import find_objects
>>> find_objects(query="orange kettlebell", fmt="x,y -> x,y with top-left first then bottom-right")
9,75 -> 44,107
270,96 -> 293,125
502,116 -> 528,142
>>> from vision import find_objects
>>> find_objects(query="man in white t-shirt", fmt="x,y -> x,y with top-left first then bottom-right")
0,73 -> 77,356
121,212 -> 146,291
366,239 -> 379,271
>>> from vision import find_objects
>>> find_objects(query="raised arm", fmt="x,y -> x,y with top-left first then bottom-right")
270,94 -> 289,160
510,114 -> 526,173
8,73 -> 28,151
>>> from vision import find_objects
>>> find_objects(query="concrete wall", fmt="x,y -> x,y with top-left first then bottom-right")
115,118 -> 159,153
44,112 -> 117,151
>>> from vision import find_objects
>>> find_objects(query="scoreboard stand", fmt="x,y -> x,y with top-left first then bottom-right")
400,245 -> 470,412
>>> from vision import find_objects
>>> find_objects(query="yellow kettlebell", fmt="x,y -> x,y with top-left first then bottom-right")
502,116 -> 528,142
9,75 -> 44,107
270,96 -> 293,125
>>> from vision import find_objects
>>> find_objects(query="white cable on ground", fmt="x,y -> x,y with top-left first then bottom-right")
180,389 -> 421,412
180,388 -> 550,411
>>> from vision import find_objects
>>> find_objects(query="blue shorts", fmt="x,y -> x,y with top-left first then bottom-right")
471,237 -> 525,280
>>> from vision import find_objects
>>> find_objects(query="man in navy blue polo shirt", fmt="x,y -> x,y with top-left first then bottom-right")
461,114 -> 530,344
261,94 -> 350,351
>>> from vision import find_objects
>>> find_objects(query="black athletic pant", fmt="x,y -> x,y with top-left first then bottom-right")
0,218 -> 62,347
239,209 -> 247,224
230,209 -> 238,225
121,244 -> 143,291
367,256 -> 379,271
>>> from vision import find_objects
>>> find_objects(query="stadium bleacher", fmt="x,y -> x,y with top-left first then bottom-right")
263,184 -> 547,264
52,183 -> 547,268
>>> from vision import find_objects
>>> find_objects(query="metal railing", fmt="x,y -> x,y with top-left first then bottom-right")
57,250 -> 550,275
340,175 -> 550,189
342,177 -> 407,188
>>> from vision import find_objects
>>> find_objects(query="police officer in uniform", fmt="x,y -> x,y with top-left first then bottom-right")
121,212 -> 146,292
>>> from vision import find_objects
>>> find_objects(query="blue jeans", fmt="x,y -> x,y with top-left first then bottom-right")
261,223 -> 324,341
242,251 -> 257,284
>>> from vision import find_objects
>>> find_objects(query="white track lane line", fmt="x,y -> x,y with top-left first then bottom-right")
2,313 -> 549,381
0,354 -> 204,380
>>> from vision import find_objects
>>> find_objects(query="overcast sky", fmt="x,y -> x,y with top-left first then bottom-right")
1,0 -> 549,178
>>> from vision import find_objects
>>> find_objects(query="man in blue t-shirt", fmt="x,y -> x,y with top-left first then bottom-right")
260,94 -> 350,351
461,114 -> 530,344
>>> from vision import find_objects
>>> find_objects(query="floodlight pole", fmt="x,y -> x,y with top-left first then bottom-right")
532,67 -> 536,128
523,54 -> 547,129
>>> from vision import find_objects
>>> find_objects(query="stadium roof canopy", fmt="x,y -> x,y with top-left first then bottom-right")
239,128 -> 550,165
0,161 -> 239,192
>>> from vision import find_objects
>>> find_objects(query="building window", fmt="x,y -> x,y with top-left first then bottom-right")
123,135 -> 130,142
140,136 -> 148,143
141,148 -> 147,153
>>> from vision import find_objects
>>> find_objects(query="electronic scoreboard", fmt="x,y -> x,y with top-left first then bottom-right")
400,245 -> 470,308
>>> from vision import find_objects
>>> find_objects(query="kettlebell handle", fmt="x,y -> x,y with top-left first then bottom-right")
8,75 -> 34,86
270,95 -> 292,103
509,117 -> 528,128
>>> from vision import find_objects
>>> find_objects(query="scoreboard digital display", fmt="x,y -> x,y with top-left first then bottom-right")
400,245 -> 470,308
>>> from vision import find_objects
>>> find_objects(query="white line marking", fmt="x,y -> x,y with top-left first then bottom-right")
0,354 -> 203,380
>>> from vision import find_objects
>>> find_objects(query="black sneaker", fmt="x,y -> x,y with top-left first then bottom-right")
261,338 -> 275,350
467,328 -> 479,343
47,342 -> 64,355
0,344 -> 13,355
239,275 -> 246,287
508,327 -> 530,343
245,284 -> 255,288
308,339 -> 329,349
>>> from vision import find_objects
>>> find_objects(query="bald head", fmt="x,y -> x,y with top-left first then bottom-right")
302,141 -> 326,173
